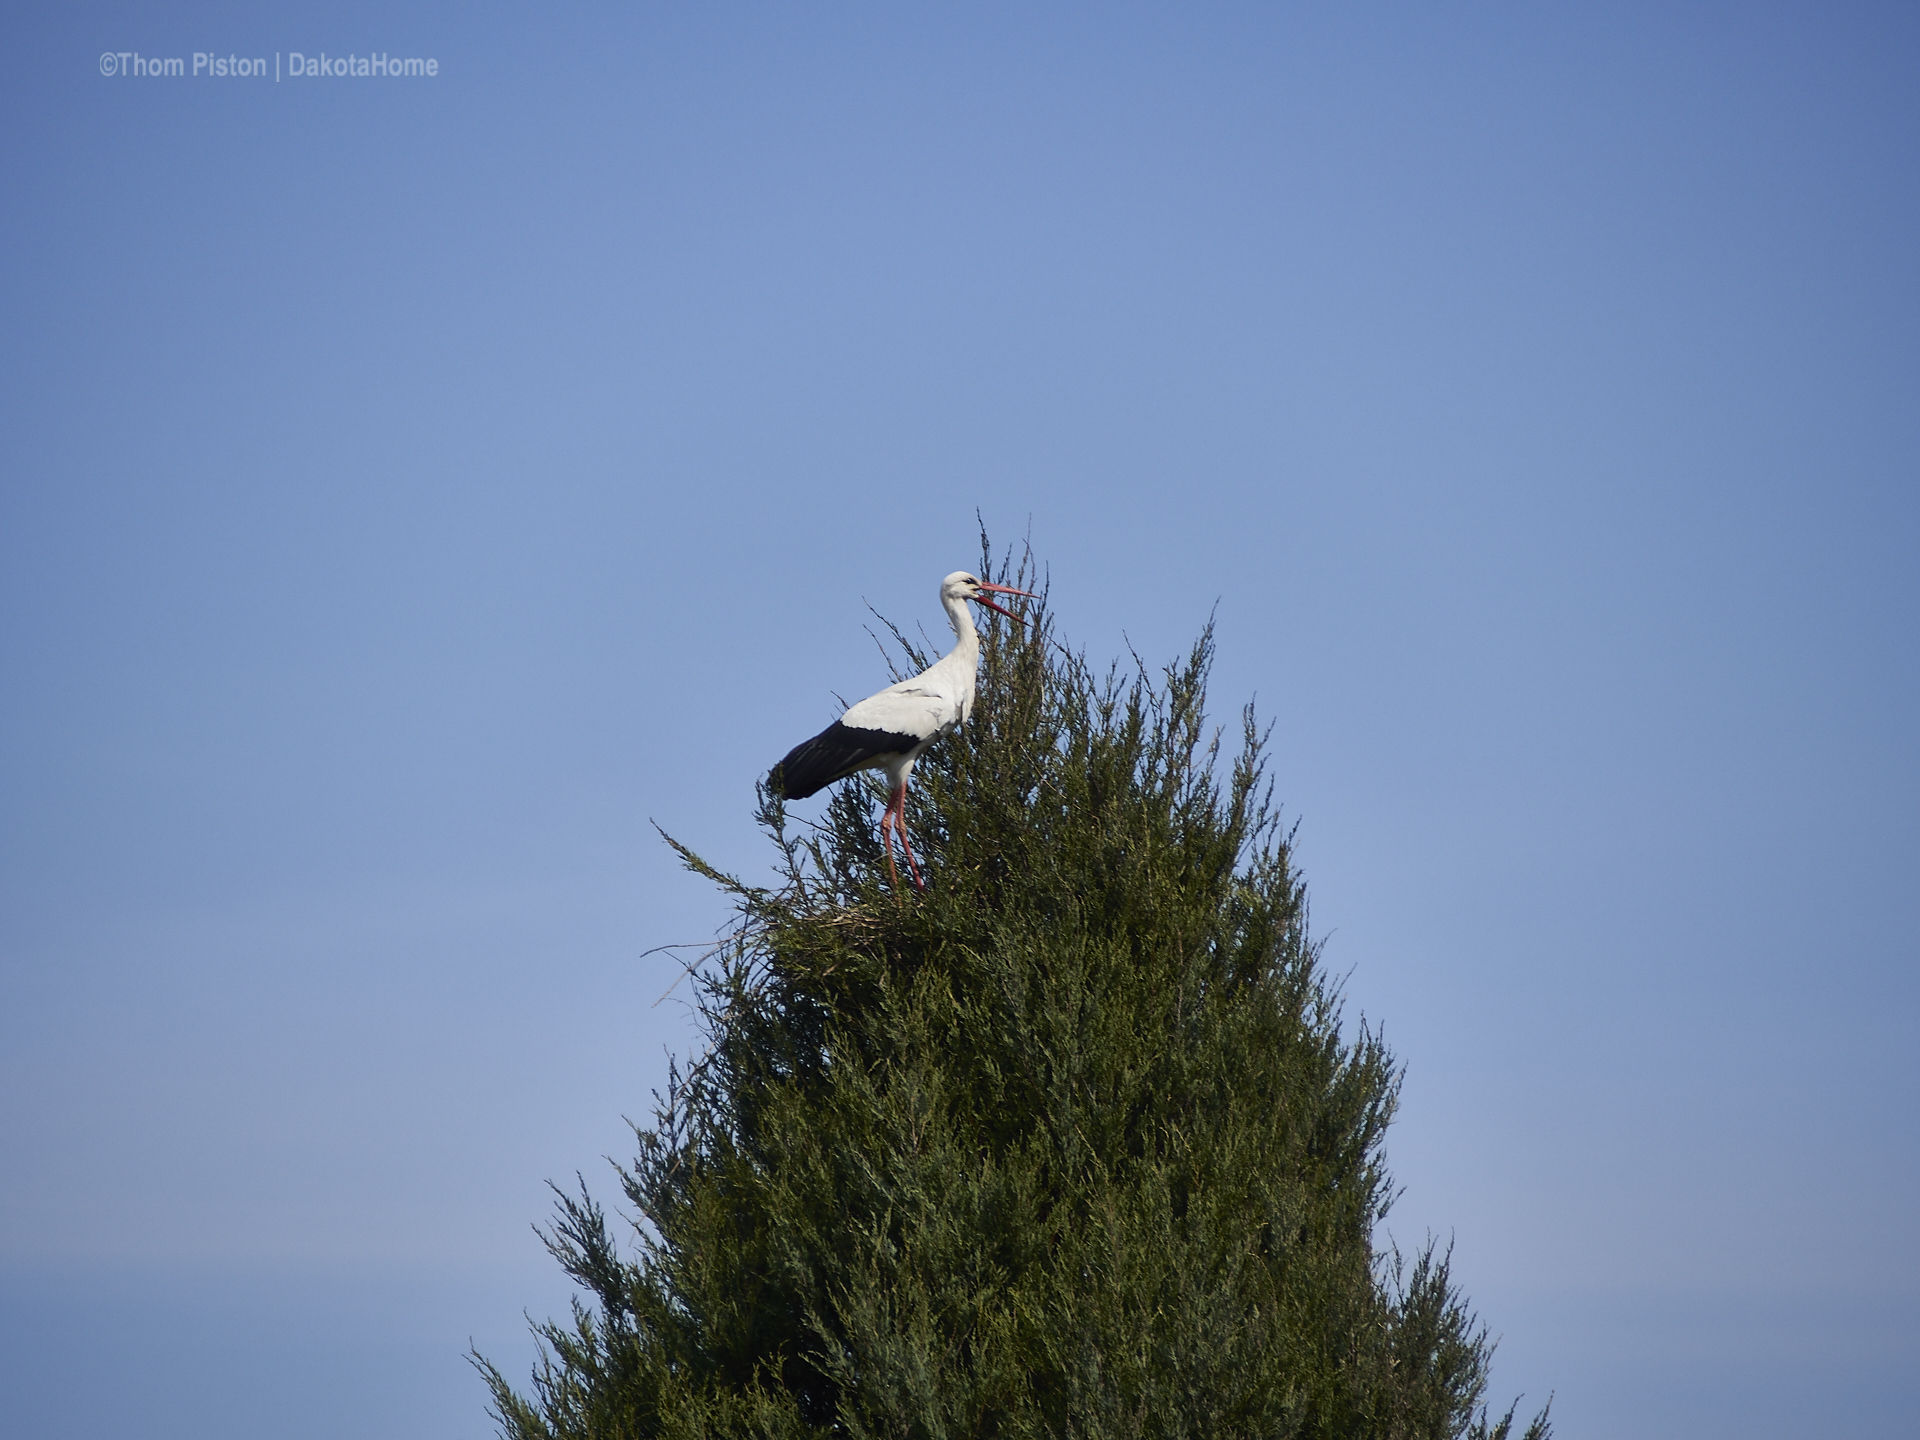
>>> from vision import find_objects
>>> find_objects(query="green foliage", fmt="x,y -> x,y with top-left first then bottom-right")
479,542 -> 1550,1440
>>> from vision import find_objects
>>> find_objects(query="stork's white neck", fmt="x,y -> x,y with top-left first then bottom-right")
941,589 -> 980,662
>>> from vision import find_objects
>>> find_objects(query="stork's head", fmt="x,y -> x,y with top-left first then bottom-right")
943,570 -> 1036,622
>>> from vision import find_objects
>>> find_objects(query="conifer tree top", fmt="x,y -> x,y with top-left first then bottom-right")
481,538 -> 1550,1440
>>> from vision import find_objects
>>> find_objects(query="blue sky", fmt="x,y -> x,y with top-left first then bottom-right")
3,4 -> 1915,1435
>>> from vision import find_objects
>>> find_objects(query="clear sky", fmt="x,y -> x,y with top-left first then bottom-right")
3,4 -> 1915,1436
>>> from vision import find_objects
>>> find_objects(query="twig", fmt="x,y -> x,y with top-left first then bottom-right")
643,941 -> 725,1008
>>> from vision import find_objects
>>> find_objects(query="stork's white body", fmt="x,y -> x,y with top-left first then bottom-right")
837,588 -> 984,789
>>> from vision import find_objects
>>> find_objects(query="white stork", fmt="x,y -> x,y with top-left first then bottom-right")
770,570 -> 1035,890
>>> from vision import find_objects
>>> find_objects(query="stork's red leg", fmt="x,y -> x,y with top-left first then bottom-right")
894,785 -> 926,890
880,789 -> 903,891
879,781 -> 923,891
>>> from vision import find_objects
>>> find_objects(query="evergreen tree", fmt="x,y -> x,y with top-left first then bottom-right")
479,542 -> 1549,1440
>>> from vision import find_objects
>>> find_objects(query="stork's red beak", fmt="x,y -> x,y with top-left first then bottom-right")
972,581 -> 1036,622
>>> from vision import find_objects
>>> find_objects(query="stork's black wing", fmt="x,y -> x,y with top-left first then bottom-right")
770,721 -> 922,800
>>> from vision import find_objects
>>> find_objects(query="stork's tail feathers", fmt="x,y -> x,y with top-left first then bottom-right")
770,721 -> 921,800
